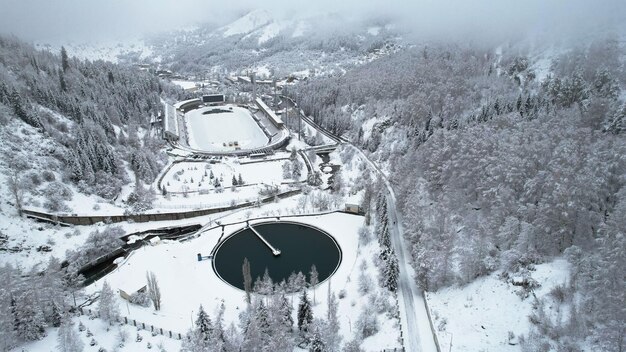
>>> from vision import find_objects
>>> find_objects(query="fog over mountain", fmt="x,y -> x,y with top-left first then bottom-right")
1,0 -> 624,43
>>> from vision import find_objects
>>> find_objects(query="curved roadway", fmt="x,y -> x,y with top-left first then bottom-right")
279,95 -> 439,352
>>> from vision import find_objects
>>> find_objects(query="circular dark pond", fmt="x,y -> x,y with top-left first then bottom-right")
213,222 -> 341,291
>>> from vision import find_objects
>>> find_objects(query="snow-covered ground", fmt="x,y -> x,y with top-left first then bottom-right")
84,212 -> 401,351
428,259 -> 571,352
12,316 -> 181,352
185,105 -> 269,152
170,79 -> 200,90
160,156 -> 303,194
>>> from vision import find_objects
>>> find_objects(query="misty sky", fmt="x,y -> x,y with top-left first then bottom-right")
0,0 -> 624,43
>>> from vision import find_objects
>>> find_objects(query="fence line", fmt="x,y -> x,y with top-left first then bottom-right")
423,292 -> 443,352
23,189 -> 302,226
77,307 -> 184,341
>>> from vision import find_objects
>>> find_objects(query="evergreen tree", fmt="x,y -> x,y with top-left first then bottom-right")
182,305 -> 216,352
57,319 -> 84,352
292,158 -> 303,180
50,302 -> 62,328
297,290 -> 313,333
59,70 -> 67,92
97,281 -> 120,325
282,161 -> 292,179
232,174 -> 238,186
256,269 -> 274,296
60,46 -> 69,72
9,90 -> 40,128
383,249 -> 400,292
196,305 -> 213,342
308,171 -> 323,187
256,300 -> 271,343
213,302 -> 227,349
238,173 -> 244,185
310,330 -> 325,352
11,292 -> 46,341
275,293 -> 293,331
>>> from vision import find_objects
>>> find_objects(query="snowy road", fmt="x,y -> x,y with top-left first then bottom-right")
278,95 -> 439,351
353,147 -> 439,352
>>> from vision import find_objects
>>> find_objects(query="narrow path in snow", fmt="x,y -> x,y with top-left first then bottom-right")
350,145 -> 439,352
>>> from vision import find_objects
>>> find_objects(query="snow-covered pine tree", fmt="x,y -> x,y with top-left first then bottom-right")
256,299 -> 271,346
60,46 -> 69,72
282,161 -> 292,179
241,303 -> 263,352
182,304 -> 216,351
274,293 -> 293,332
256,269 -> 274,296
375,190 -> 387,223
292,158 -> 303,180
383,248 -> 400,292
310,329 -> 325,352
213,302 -> 227,350
196,305 -> 213,342
295,271 -> 307,292
297,290 -> 313,333
97,281 -> 120,325
50,302 -> 62,328
57,319 -> 84,352
11,292 -> 46,341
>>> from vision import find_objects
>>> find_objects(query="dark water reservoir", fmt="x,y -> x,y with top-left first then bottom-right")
213,222 -> 341,290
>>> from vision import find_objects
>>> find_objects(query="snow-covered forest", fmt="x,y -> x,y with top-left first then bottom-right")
287,40 -> 626,350
0,2 -> 625,351
0,36 -> 189,212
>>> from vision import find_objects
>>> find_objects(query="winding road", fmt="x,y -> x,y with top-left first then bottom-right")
279,95 -> 439,352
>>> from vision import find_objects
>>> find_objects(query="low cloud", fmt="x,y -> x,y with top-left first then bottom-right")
0,0 -> 623,44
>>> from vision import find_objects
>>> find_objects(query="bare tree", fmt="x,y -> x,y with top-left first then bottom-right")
8,170 -> 24,216
146,271 -> 162,311
309,264 -> 319,304
242,258 -> 252,304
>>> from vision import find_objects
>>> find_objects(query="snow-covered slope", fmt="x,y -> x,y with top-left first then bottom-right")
35,38 -> 154,64
220,9 -> 273,37
427,259 -> 571,352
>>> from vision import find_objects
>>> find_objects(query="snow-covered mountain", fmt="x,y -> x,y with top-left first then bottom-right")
145,10 -> 401,77
219,9 -> 273,37
33,9 -> 401,79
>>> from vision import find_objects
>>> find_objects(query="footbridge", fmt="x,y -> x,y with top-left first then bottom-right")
248,224 -> 281,256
